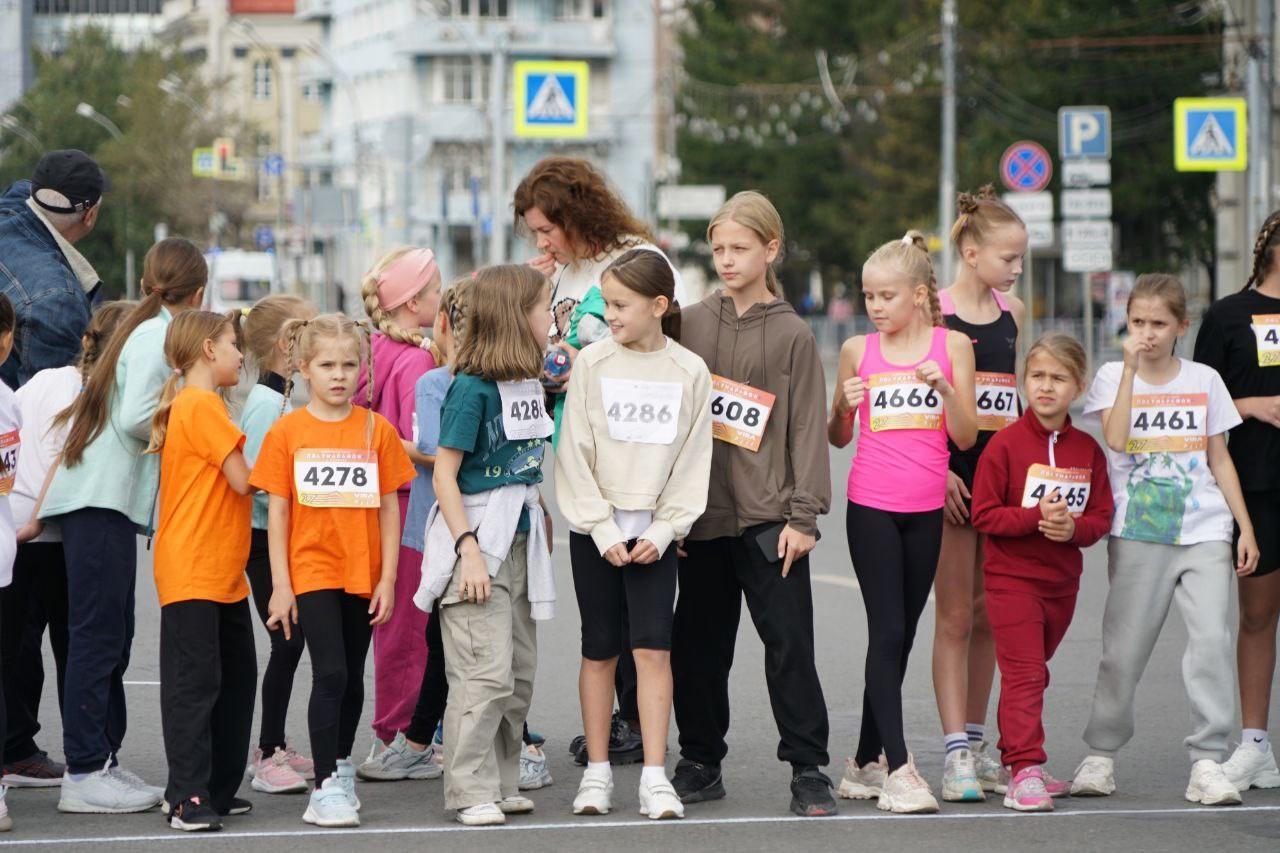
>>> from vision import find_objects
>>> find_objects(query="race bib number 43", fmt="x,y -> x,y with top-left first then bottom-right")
600,378 -> 683,445
975,372 -> 1018,431
497,379 -> 553,441
1253,314 -> 1280,367
1021,463 -> 1091,517
0,430 -> 18,496
295,449 -> 379,508
1126,393 -> 1208,454
869,372 -> 943,432
710,375 -> 775,452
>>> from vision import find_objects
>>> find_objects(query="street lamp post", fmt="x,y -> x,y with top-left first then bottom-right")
74,102 -> 135,299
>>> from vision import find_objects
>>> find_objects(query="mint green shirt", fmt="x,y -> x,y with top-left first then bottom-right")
40,308 -> 174,532
239,381 -> 286,530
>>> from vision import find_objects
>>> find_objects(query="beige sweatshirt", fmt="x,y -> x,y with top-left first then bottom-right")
554,336 -> 713,555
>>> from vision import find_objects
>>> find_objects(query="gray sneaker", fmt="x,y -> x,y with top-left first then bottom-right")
519,743 -> 553,790
355,732 -> 442,781
58,762 -> 162,814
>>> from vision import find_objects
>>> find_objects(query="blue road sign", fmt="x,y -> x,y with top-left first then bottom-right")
1174,98 -> 1247,172
1058,107 -> 1111,159
262,154 -> 285,176
513,61 -> 588,138
1000,141 -> 1053,192
254,225 -> 275,250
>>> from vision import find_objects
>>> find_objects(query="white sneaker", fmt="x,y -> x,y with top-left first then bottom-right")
497,795 -> 535,814
57,762 -> 162,814
456,802 -> 505,826
0,786 -> 11,832
638,775 -> 684,820
1070,755 -> 1116,796
876,759 -> 939,814
303,777 -> 359,827
109,765 -> 165,801
941,749 -> 985,802
335,757 -> 361,810
573,768 -> 614,815
973,741 -> 1008,793
355,732 -> 442,781
836,756 -> 886,799
1186,759 -> 1242,806
1221,742 -> 1280,791
519,743 -> 553,790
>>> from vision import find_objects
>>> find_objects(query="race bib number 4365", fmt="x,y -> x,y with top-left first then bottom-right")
1021,463 -> 1091,517
869,372 -> 943,432
1125,393 -> 1208,454
1253,314 -> 1280,366
295,449 -> 379,508
710,375 -> 775,452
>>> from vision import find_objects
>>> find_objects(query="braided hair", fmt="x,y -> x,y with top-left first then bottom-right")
1244,211 -> 1280,291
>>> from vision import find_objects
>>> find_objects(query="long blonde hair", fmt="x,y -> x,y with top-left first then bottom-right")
707,190 -> 785,296
864,231 -> 943,327
451,265 -> 546,382
281,313 -> 376,447
147,311 -> 236,453
232,294 -> 317,375
360,247 -> 434,350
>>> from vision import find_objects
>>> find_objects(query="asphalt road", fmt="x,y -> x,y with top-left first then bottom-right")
2,424 -> 1278,851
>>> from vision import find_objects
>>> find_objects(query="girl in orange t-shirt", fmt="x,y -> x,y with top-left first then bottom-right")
249,314 -> 414,829
148,310 -> 254,832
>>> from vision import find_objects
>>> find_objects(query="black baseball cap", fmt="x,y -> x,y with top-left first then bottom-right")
31,149 -> 109,213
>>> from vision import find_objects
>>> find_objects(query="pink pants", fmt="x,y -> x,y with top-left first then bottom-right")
371,491 -> 429,743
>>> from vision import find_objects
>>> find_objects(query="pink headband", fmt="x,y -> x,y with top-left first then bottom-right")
376,248 -> 438,311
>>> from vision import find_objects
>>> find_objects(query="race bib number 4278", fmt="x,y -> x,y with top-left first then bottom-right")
294,449 -> 379,508
868,372 -> 943,432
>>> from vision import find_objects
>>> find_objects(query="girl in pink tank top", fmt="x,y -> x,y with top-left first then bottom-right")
826,232 -> 976,811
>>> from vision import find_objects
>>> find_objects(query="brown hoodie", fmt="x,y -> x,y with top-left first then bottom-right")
680,291 -> 831,540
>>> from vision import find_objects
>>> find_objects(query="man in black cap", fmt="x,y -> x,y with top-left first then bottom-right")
0,149 -> 105,389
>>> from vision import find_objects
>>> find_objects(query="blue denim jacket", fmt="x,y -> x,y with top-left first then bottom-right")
402,366 -> 452,552
0,180 -> 98,388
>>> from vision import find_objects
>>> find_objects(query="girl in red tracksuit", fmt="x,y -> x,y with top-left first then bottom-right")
971,333 -> 1113,813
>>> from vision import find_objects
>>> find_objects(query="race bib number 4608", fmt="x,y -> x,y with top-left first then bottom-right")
1252,314 -> 1280,367
1125,393 -> 1208,454
294,449 -> 379,508
497,379 -> 553,441
868,372 -> 943,432
1021,463 -> 1091,517
710,375 -> 775,452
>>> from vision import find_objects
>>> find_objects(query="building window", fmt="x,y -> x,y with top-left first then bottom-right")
554,0 -> 607,19
301,82 -> 322,101
438,57 -> 488,104
253,60 -> 273,100
446,0 -> 507,17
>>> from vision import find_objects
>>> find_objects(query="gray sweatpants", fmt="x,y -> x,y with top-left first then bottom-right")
1083,538 -> 1236,763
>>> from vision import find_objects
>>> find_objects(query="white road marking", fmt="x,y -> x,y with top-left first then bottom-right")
122,681 -> 160,686
3,805 -> 1277,845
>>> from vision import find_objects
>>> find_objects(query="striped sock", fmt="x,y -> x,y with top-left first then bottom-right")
966,724 -> 985,747
944,732 -> 969,755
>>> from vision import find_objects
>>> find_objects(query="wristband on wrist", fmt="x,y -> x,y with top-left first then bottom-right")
454,530 -> 478,556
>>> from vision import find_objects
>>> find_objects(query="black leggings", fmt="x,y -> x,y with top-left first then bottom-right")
570,533 -> 678,658
296,589 -> 371,784
846,502 -> 943,772
245,529 -> 306,756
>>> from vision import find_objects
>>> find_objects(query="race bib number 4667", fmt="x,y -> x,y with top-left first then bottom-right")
869,372 -> 943,432
295,449 -> 379,508
1125,393 -> 1208,454
1021,463 -> 1091,517
975,372 -> 1018,431
1253,314 -> 1280,366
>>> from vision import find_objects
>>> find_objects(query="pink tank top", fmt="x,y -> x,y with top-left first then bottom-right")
847,326 -> 953,512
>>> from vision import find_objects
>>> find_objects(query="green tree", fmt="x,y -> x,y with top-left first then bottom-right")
0,27 -> 256,297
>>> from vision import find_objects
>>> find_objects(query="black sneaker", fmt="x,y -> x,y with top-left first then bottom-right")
671,758 -> 726,804
572,712 -> 646,766
790,766 -> 838,817
218,797 -> 253,816
3,750 -> 66,788
169,797 -> 223,832
568,734 -> 586,756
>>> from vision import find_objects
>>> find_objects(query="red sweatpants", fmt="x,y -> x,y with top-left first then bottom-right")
985,587 -> 1078,774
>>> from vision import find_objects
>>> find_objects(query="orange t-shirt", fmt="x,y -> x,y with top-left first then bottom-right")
249,405 -> 415,597
154,387 -> 252,607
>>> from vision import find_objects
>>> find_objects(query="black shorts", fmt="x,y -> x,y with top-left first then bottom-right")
1238,491 -> 1280,578
569,531 -> 678,659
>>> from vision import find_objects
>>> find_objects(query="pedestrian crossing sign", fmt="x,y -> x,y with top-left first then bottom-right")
1174,97 -> 1247,172
514,61 -> 588,139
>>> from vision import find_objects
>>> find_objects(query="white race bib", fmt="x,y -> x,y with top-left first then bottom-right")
497,379 -> 553,441
710,375 -> 775,452
1126,393 -> 1208,454
294,449 -> 380,508
1021,463 -> 1091,517
975,372 -> 1018,431
600,378 -> 683,445
1253,314 -> 1280,367
0,429 -> 18,497
868,372 -> 943,432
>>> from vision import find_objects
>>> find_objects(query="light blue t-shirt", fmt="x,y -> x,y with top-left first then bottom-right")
239,375 -> 288,530
402,366 -> 451,552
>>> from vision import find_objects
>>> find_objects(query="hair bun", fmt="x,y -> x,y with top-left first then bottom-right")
956,192 -> 980,215
901,230 -> 927,252
975,184 -> 998,202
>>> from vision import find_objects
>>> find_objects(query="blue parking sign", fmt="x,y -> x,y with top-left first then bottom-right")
1058,107 -> 1111,159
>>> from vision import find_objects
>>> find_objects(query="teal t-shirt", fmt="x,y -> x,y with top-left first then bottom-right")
438,372 -> 545,530
552,285 -> 607,448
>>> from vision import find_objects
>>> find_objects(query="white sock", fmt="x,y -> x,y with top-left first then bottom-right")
966,724 -> 986,747
1243,728 -> 1269,752
641,766 -> 668,788
944,732 -> 969,755
587,761 -> 612,776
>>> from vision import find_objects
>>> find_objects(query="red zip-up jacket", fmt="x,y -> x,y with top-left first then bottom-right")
971,410 -> 1114,596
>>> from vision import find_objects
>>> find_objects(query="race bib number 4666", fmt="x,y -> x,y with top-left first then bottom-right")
295,449 -> 379,508
869,372 -> 943,432
1125,393 -> 1208,454
710,375 -> 775,452
1021,463 -> 1091,517
1253,314 -> 1280,367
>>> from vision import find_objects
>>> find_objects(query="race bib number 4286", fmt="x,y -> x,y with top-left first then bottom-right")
497,379 -> 553,441
294,449 -> 379,508
869,372 -> 943,432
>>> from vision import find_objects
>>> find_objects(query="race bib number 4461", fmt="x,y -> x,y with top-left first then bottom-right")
1126,393 -> 1208,454
1021,463 -> 1091,517
295,449 -> 379,508
1252,314 -> 1280,366
710,375 -> 775,452
869,372 -> 943,432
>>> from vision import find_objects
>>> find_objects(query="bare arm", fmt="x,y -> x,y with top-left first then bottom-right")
221,448 -> 253,496
265,494 -> 297,640
16,454 -> 61,542
1208,433 -> 1260,575
941,331 -> 978,451
828,336 -> 865,448
432,446 -> 492,603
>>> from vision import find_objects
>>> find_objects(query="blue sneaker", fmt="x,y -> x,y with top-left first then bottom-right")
303,777 -> 358,828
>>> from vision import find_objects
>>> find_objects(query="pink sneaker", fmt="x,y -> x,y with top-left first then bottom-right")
249,748 -> 308,794
1041,770 -> 1071,798
1003,766 -> 1053,812
281,744 -> 315,781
